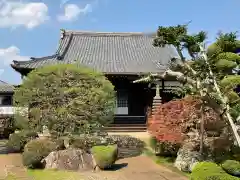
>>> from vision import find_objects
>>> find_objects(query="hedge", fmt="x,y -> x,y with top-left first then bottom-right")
222,160 -> 240,177
22,139 -> 57,169
191,162 -> 239,180
7,131 -> 38,152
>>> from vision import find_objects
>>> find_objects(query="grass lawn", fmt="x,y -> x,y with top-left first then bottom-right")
4,169 -> 83,180
0,153 -> 83,180
28,169 -> 83,180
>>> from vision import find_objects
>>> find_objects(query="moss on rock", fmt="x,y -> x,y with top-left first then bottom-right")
91,145 -> 118,169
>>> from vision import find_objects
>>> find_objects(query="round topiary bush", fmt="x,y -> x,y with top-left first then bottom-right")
222,160 -> 240,177
7,131 -> 38,152
14,64 -> 116,137
22,139 -> 57,169
207,43 -> 223,57
91,145 -> 118,169
191,162 -> 239,180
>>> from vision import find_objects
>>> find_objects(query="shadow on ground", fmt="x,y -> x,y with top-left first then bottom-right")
105,163 -> 128,171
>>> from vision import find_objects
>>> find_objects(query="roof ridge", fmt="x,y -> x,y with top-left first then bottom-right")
62,30 -> 155,37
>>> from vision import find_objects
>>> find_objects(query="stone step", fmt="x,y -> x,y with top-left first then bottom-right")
105,124 -> 147,132
106,129 -> 147,132
107,124 -> 147,127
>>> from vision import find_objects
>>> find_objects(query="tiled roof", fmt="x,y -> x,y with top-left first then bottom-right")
11,30 -> 178,74
0,80 -> 14,93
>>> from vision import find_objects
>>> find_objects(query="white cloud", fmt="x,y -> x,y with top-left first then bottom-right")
0,0 -> 49,29
0,69 -> 4,77
0,46 -> 29,66
57,3 -> 92,22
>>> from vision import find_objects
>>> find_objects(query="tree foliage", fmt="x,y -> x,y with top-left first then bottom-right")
148,96 -> 224,143
192,32 -> 240,119
135,24 -> 240,146
14,64 -> 116,137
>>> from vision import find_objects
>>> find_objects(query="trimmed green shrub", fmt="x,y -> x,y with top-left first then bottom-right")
222,160 -> 240,177
191,162 -> 239,180
91,145 -> 118,169
14,64 -> 116,137
22,139 -> 57,169
7,131 -> 38,152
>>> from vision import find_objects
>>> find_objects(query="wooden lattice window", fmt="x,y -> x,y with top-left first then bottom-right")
115,90 -> 128,115
116,91 -> 128,107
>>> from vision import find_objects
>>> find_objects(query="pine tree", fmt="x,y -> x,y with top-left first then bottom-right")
134,25 -> 240,146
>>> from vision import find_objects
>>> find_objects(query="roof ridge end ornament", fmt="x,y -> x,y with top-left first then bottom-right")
60,29 -> 66,39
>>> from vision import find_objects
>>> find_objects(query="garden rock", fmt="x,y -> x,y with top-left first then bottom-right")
174,140 -> 203,172
174,148 -> 202,172
42,148 -> 99,171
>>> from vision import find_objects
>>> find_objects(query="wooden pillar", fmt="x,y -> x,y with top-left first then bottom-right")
152,82 -> 162,115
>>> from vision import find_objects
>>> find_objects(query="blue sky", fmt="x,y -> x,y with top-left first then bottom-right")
0,0 -> 239,85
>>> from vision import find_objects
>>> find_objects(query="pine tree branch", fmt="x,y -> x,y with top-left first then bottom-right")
199,44 -> 240,146
161,69 -> 197,85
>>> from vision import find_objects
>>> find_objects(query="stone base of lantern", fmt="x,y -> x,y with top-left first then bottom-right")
152,95 -> 162,115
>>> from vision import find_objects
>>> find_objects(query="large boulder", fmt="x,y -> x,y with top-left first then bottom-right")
42,148 -> 98,171
174,148 -> 202,172
174,139 -> 203,172
174,135 -> 231,172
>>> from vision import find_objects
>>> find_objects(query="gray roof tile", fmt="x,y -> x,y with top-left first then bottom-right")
0,80 -> 14,93
12,30 -> 177,74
